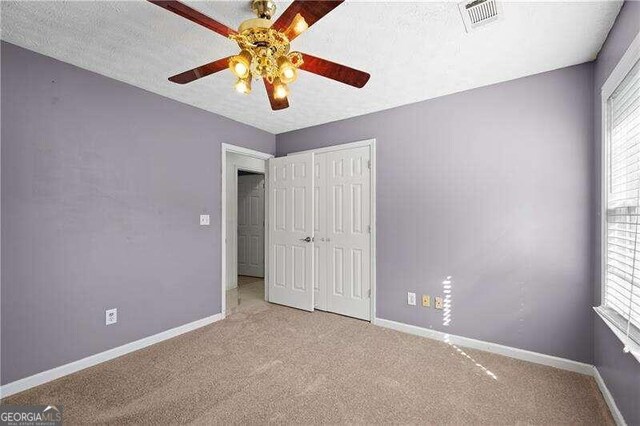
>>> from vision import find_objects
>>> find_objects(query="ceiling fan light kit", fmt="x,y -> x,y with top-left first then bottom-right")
149,0 -> 370,110
227,11 -> 303,95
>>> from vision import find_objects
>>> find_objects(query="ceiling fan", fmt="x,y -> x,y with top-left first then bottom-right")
148,0 -> 370,110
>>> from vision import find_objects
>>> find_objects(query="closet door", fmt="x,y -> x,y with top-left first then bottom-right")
267,153 -> 315,311
325,146 -> 371,320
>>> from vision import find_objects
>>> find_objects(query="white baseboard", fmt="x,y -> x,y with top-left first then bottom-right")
372,317 -> 594,375
593,366 -> 627,426
0,312 -> 225,399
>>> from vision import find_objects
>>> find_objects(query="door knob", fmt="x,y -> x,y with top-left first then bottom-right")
300,236 -> 312,242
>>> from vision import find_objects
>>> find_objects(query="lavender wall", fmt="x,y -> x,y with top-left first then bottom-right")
277,63 -> 594,363
0,42 -> 275,385
592,2 -> 640,424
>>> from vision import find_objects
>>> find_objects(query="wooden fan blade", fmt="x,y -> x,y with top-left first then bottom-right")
148,1 -> 236,38
264,78 -> 289,110
169,57 -> 230,84
272,1 -> 343,41
299,53 -> 370,88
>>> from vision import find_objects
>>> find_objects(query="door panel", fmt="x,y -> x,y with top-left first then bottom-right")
313,153 -> 328,310
325,146 -> 371,320
268,153 -> 314,311
237,174 -> 265,277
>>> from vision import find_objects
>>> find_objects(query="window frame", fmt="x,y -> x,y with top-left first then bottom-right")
598,32 -> 640,362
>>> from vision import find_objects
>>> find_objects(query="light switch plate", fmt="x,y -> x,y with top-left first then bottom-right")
106,308 -> 117,325
407,292 -> 416,306
422,295 -> 431,307
200,214 -> 210,226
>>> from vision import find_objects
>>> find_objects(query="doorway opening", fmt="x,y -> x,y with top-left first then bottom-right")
221,144 -> 272,316
229,170 -> 266,313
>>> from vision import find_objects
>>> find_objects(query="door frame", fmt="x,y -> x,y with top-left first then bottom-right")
221,143 -> 273,316
286,138 -> 377,321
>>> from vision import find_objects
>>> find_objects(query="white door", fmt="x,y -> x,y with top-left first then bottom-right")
237,174 -> 265,277
313,153 -> 328,310
323,146 -> 371,320
267,153 -> 315,311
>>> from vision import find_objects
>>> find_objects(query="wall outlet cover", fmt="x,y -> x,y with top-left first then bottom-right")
407,292 -> 416,306
422,295 -> 431,307
434,297 -> 444,310
200,214 -> 210,226
105,308 -> 118,325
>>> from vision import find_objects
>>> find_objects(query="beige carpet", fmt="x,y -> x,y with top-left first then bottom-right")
3,277 -> 613,424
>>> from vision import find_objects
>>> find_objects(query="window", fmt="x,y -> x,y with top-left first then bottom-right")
599,48 -> 640,358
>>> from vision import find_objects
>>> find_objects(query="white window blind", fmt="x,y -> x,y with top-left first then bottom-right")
604,57 -> 640,349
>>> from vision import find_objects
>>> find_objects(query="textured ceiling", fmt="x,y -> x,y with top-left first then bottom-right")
0,1 -> 622,134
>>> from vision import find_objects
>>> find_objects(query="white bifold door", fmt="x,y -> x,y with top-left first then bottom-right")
267,153 -> 315,311
237,174 -> 265,277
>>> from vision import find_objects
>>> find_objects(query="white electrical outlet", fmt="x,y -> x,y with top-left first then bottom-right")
435,297 -> 444,310
407,292 -> 416,306
200,214 -> 210,226
105,308 -> 117,325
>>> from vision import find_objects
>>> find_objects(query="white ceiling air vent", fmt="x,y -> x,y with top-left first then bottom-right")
458,0 -> 503,33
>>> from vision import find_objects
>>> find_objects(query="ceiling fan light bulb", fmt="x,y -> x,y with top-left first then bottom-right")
273,79 -> 289,99
277,57 -> 298,84
282,67 -> 296,82
234,77 -> 252,94
229,50 -> 252,78
234,62 -> 248,77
